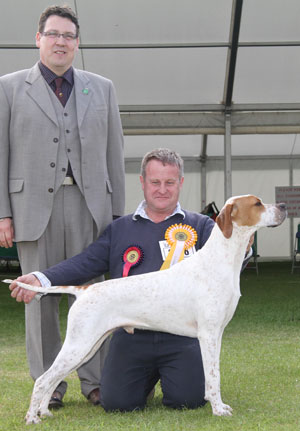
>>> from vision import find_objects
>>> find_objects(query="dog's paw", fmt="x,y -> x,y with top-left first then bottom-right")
40,408 -> 53,418
25,412 -> 41,425
212,402 -> 233,416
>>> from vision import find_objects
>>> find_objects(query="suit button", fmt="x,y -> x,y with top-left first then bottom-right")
53,138 -> 59,143
48,188 -> 54,193
50,162 -> 55,168
66,129 -> 70,133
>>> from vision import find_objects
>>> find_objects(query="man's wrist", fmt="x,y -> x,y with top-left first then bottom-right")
31,271 -> 52,299
31,271 -> 51,288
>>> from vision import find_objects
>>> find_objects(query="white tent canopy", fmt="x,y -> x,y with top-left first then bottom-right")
1,0 -> 299,259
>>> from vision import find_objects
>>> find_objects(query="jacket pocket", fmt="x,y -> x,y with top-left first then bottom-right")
9,179 -> 24,193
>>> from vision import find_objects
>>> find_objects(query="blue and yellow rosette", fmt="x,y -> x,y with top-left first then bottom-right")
160,224 -> 198,270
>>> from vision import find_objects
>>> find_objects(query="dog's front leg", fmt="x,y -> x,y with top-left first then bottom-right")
198,331 -> 232,416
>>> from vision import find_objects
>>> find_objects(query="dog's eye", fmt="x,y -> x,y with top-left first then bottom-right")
255,201 -> 262,206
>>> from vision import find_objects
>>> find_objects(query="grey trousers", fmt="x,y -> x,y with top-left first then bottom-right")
17,185 -> 109,398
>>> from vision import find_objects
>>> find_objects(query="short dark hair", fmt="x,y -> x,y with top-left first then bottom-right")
38,5 -> 80,35
140,148 -> 184,180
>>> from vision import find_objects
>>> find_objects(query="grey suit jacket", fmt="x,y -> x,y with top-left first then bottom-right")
0,63 -> 125,241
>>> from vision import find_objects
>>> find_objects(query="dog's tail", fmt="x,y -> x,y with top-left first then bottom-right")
3,279 -> 90,297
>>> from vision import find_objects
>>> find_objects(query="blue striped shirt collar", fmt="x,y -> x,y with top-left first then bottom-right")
133,200 -> 185,222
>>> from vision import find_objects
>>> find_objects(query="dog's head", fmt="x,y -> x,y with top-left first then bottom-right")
216,194 -> 287,239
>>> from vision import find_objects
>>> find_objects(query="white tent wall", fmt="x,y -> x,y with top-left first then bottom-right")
1,0 -> 300,261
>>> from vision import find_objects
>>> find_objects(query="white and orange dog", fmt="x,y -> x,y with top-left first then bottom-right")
5,195 -> 286,424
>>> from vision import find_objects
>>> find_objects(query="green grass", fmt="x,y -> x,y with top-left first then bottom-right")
1,262 -> 300,430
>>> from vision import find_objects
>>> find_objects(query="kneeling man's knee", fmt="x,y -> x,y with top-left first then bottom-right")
163,393 -> 206,410
101,392 -> 146,412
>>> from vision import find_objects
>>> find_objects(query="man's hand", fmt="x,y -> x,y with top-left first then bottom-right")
0,218 -> 14,248
9,274 -> 41,304
246,234 -> 255,253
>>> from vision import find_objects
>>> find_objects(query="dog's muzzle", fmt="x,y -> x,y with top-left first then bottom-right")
267,202 -> 287,227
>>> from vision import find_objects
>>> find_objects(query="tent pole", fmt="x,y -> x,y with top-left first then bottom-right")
200,134 -> 207,210
224,113 -> 232,201
289,159 -> 294,258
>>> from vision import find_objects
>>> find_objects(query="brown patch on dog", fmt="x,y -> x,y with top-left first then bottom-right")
216,195 -> 266,238
230,195 -> 265,227
58,285 -> 90,290
216,204 -> 234,238
75,285 -> 90,290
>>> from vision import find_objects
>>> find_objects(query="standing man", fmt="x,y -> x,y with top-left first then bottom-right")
0,5 -> 125,408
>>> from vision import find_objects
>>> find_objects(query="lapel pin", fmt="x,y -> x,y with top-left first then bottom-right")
82,88 -> 89,95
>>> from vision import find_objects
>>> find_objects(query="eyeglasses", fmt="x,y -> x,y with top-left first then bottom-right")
41,31 -> 78,41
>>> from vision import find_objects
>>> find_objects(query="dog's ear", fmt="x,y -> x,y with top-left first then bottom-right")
216,203 -> 234,238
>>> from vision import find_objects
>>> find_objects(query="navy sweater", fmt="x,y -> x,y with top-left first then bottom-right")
43,211 -> 215,286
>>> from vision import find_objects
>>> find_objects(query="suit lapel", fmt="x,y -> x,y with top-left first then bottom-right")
26,64 -> 59,127
74,70 -> 92,128
25,65 -> 92,128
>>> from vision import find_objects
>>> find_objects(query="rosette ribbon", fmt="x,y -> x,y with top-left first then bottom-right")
160,224 -> 197,270
122,246 -> 144,277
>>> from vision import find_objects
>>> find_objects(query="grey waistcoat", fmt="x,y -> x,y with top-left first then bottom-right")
48,88 -> 83,193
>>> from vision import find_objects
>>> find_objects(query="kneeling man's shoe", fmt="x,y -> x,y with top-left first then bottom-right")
49,390 -> 64,409
88,388 -> 101,406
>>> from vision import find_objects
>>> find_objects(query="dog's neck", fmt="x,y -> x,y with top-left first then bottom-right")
203,222 -> 257,269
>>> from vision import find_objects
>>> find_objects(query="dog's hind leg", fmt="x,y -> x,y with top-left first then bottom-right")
25,373 -> 58,424
25,330 -> 112,424
25,365 -> 64,424
198,328 -> 233,416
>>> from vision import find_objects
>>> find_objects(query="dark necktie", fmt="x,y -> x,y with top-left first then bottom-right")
54,77 -> 66,106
